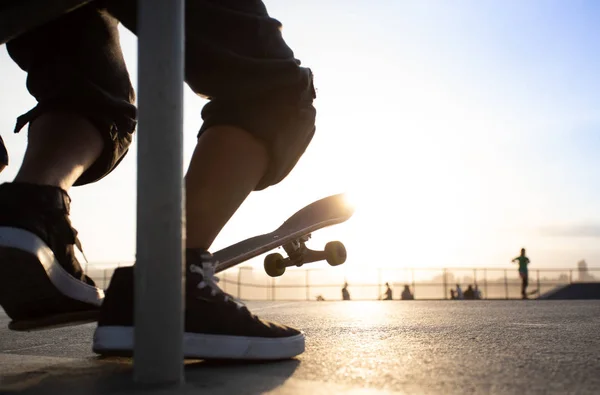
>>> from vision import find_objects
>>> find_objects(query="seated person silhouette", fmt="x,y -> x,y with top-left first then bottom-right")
341,282 -> 351,301
401,285 -> 414,300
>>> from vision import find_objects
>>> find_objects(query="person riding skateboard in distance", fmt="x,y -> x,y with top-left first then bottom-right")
0,0 -> 316,360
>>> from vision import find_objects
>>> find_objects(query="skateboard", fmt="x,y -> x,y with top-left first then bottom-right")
214,193 -> 354,277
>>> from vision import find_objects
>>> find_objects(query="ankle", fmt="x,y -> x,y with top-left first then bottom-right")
0,182 -> 70,214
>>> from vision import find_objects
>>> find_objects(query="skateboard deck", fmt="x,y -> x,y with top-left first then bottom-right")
214,193 -> 354,276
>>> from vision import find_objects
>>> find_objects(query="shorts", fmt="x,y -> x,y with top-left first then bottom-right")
5,0 -> 316,189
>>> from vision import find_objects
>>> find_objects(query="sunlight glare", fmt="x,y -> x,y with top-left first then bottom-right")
342,190 -> 359,213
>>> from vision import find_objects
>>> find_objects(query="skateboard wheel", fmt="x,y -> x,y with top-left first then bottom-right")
264,253 -> 286,277
325,241 -> 346,266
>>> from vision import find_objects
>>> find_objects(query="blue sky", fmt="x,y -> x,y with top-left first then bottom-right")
0,0 -> 599,270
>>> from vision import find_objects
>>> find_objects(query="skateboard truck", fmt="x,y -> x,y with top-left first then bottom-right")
263,233 -> 347,277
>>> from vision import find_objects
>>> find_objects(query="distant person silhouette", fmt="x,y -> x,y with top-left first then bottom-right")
450,289 -> 456,300
464,285 -> 475,300
342,282 -> 351,301
381,282 -> 393,300
401,285 -> 414,300
512,248 -> 530,299
455,284 -> 464,300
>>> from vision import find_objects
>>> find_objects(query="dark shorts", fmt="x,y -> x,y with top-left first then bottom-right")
5,0 -> 316,189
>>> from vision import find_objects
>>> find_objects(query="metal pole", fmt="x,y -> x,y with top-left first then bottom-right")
504,269 -> 508,299
483,269 -> 487,299
237,268 -> 243,299
134,0 -> 185,385
443,268 -> 448,299
378,268 -> 382,299
305,270 -> 310,301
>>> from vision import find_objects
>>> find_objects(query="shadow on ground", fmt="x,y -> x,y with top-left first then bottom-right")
1,357 -> 300,394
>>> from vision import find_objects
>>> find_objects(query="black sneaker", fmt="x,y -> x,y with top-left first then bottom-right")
93,249 -> 305,360
0,182 -> 104,330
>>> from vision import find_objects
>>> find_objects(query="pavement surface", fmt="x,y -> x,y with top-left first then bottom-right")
1,300 -> 600,394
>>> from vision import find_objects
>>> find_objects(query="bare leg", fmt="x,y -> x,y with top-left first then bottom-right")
13,116 -> 268,250
185,125 -> 268,250
14,112 -> 103,190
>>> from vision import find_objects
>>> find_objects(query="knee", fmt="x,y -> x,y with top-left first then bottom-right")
199,68 -> 317,189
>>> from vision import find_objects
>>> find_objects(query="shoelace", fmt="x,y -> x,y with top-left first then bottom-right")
59,215 -> 89,264
190,260 -> 245,309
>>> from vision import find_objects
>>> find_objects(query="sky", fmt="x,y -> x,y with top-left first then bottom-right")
1,0 -> 600,272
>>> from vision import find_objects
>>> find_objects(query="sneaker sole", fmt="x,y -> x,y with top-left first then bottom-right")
0,227 -> 104,330
93,326 -> 305,360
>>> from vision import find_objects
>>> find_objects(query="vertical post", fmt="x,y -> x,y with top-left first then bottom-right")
443,268 -> 448,299
536,270 -> 540,295
483,269 -> 488,300
237,268 -> 242,299
504,269 -> 508,299
135,0 -> 185,385
305,270 -> 310,301
378,268 -> 382,299
265,276 -> 269,300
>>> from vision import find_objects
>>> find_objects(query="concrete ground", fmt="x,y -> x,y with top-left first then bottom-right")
1,300 -> 599,394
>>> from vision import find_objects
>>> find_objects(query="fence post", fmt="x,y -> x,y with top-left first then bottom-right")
483,269 -> 488,299
266,276 -> 270,300
237,268 -> 242,299
504,269 -> 508,299
536,270 -> 540,294
378,268 -> 382,300
443,268 -> 448,299
306,270 -> 310,301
